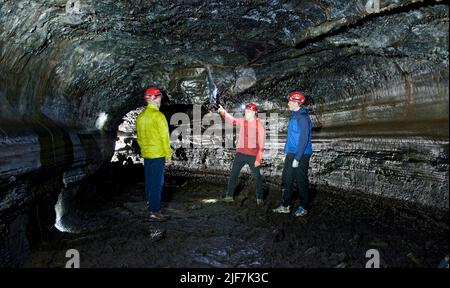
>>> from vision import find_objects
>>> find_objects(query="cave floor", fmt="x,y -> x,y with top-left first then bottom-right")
23,165 -> 448,268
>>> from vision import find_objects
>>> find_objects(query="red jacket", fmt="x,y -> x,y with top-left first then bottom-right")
220,111 -> 265,163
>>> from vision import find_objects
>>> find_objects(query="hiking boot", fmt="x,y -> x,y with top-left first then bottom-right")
256,198 -> 264,206
294,206 -> 308,217
147,211 -> 168,222
223,196 -> 234,203
272,204 -> 290,213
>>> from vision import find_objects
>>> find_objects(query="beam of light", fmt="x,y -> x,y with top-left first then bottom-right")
206,66 -> 218,105
54,221 -> 70,233
54,194 -> 71,232
202,198 -> 218,204
54,190 -> 76,233
95,112 -> 108,130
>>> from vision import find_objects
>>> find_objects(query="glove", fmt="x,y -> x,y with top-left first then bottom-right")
292,159 -> 299,168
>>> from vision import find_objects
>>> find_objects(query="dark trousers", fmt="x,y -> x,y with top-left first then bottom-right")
282,153 -> 312,209
144,157 -> 165,212
227,153 -> 263,199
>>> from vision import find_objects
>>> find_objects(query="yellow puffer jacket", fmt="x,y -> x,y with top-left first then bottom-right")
136,104 -> 172,159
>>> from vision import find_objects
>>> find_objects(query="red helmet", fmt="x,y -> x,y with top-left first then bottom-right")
144,87 -> 162,100
288,91 -> 305,104
245,103 -> 258,112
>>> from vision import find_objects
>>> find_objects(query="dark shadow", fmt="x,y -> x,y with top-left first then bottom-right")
307,185 -> 318,212
231,175 -> 248,197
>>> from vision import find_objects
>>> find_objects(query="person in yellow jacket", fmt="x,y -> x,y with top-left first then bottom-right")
136,87 -> 172,221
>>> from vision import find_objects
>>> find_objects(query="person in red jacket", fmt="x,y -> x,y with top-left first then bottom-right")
218,103 -> 266,205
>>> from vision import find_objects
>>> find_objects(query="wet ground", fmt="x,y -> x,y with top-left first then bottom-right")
23,164 -> 448,268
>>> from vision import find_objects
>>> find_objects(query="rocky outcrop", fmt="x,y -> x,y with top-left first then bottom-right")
0,120 -> 113,266
0,0 -> 448,266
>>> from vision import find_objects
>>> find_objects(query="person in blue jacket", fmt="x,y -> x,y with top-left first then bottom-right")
273,91 -> 313,217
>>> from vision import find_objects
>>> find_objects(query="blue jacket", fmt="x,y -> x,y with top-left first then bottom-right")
284,107 -> 313,160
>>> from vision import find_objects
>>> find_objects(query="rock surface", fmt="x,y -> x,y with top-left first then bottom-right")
0,0 -> 448,266
21,168 -> 450,268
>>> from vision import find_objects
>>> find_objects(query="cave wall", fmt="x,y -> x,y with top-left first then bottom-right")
0,120 -> 113,266
113,111 -> 448,211
1,1 -> 448,129
0,0 -> 448,266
